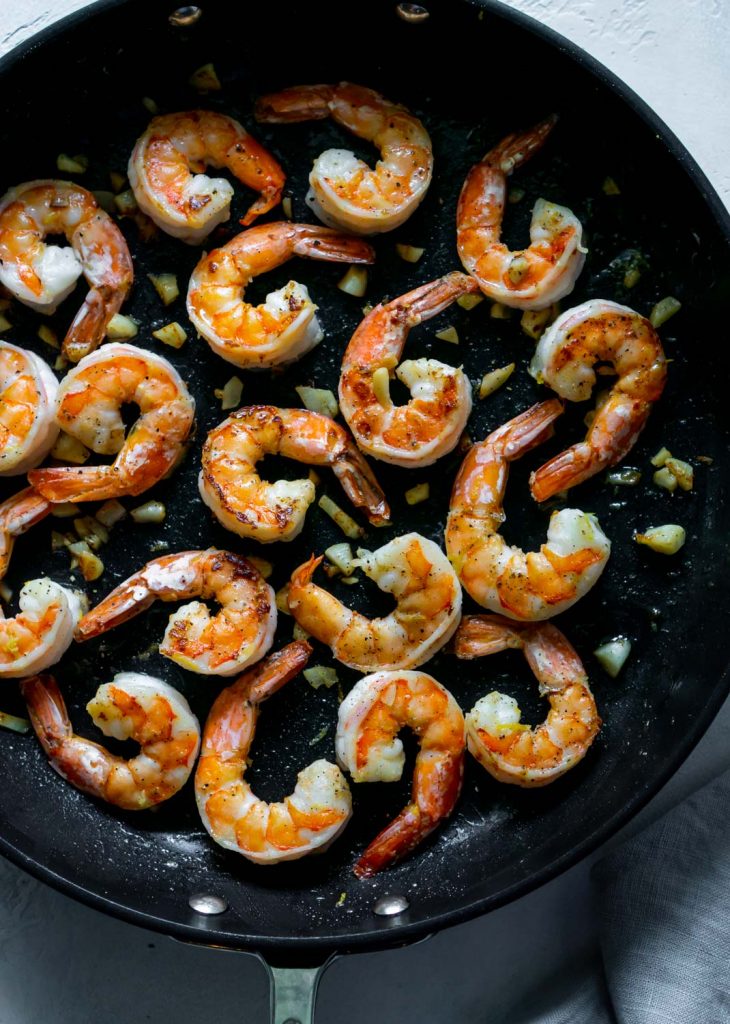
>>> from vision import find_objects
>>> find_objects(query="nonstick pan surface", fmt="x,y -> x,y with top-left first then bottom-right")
0,0 -> 729,960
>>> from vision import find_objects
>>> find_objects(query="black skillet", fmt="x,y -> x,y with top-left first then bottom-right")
1,0 -> 729,1020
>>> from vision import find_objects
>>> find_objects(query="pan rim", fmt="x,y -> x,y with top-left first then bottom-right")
0,0 -> 728,959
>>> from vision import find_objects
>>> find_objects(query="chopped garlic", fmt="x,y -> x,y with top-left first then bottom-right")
650,447 -> 672,468
152,321 -> 187,348
602,176 -> 621,196
653,467 -> 677,492
0,314 -> 11,332
50,502 -> 81,519
142,96 -> 158,114
147,273 -> 179,306
130,500 -> 166,524
275,585 -> 291,615
292,622 -> 310,642
67,541 -> 104,581
189,63 -> 222,92
57,153 -> 88,174
0,711 -> 30,734
51,433 -> 90,464
665,457 -> 693,492
106,313 -> 139,340
214,376 -> 243,410
282,197 -> 293,219
435,325 -> 459,344
650,296 -> 681,328
303,666 -> 338,690
114,190 -> 138,215
405,482 -> 430,506
318,495 -> 363,539
479,363 -> 515,399
489,302 -> 511,319
248,556 -> 273,579
594,637 -> 631,677
95,499 -> 126,528
457,293 -> 484,311
338,266 -> 368,297
37,325 -> 59,349
634,524 -> 686,555
324,543 -> 356,575
371,367 -> 391,407
521,304 -> 559,340
295,385 -> 338,419
395,243 -> 424,263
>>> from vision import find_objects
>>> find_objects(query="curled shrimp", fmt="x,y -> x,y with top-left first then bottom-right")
339,273 -> 477,467
28,343 -> 195,503
255,82 -> 433,235
336,670 -> 465,877
187,222 -> 374,369
23,672 -> 200,809
196,641 -> 352,863
199,405 -> 390,544
454,614 -> 601,786
0,487 -> 51,581
457,117 -> 585,310
288,533 -> 462,672
0,342 -> 59,475
529,299 -> 668,502
0,181 -> 133,362
0,578 -> 85,679
445,400 -> 611,621
128,110 -> 285,243
76,549 -> 276,677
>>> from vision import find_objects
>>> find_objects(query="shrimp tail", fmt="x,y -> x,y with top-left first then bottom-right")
354,751 -> 463,878
63,285 -> 123,363
75,581 -> 156,641
289,554 -> 323,590
496,398 -> 564,461
291,227 -> 375,265
28,466 -> 124,503
453,614 -> 526,658
22,674 -> 71,750
486,114 -> 558,173
246,640 -> 312,704
0,487 -> 52,580
333,446 -> 391,527
399,272 -> 479,326
255,85 -> 334,123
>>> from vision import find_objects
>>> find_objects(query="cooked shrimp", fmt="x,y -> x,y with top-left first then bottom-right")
28,343 -> 195,503
529,299 -> 667,501
0,578 -> 84,679
288,533 -> 461,672
186,222 -> 375,369
255,82 -> 432,235
445,400 -> 610,621
199,405 -> 389,543
128,110 -> 285,243
23,672 -> 200,809
0,181 -> 133,362
457,117 -> 585,310
0,342 -> 59,474
336,670 -> 465,877
196,641 -> 352,863
76,549 -> 276,677
454,614 -> 600,786
339,273 -> 477,467
0,487 -> 51,581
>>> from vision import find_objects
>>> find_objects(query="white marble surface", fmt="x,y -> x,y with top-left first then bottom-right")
1,2 -> 729,1022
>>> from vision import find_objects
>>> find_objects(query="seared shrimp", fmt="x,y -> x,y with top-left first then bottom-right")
128,110 -> 285,243
288,533 -> 461,672
23,672 -> 200,809
0,342 -> 59,474
454,614 -> 600,786
76,549 -> 276,677
529,300 -> 667,501
457,118 -> 585,309
445,401 -> 610,621
256,82 -> 432,234
0,181 -> 133,361
28,344 -> 195,503
187,222 -> 374,369
199,405 -> 390,543
0,578 -> 84,679
196,641 -> 352,863
339,273 -> 477,467
336,670 -> 465,877
0,487 -> 51,581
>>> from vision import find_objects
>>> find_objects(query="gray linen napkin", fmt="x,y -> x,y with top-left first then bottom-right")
510,768 -> 730,1024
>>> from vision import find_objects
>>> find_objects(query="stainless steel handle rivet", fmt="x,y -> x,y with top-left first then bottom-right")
373,894 -> 410,916
396,3 -> 430,23
188,892 -> 228,914
169,5 -> 203,26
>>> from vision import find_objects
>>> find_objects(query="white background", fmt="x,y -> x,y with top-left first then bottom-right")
1,2 -> 729,1022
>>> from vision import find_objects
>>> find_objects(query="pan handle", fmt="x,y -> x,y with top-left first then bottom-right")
257,953 -> 337,1024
